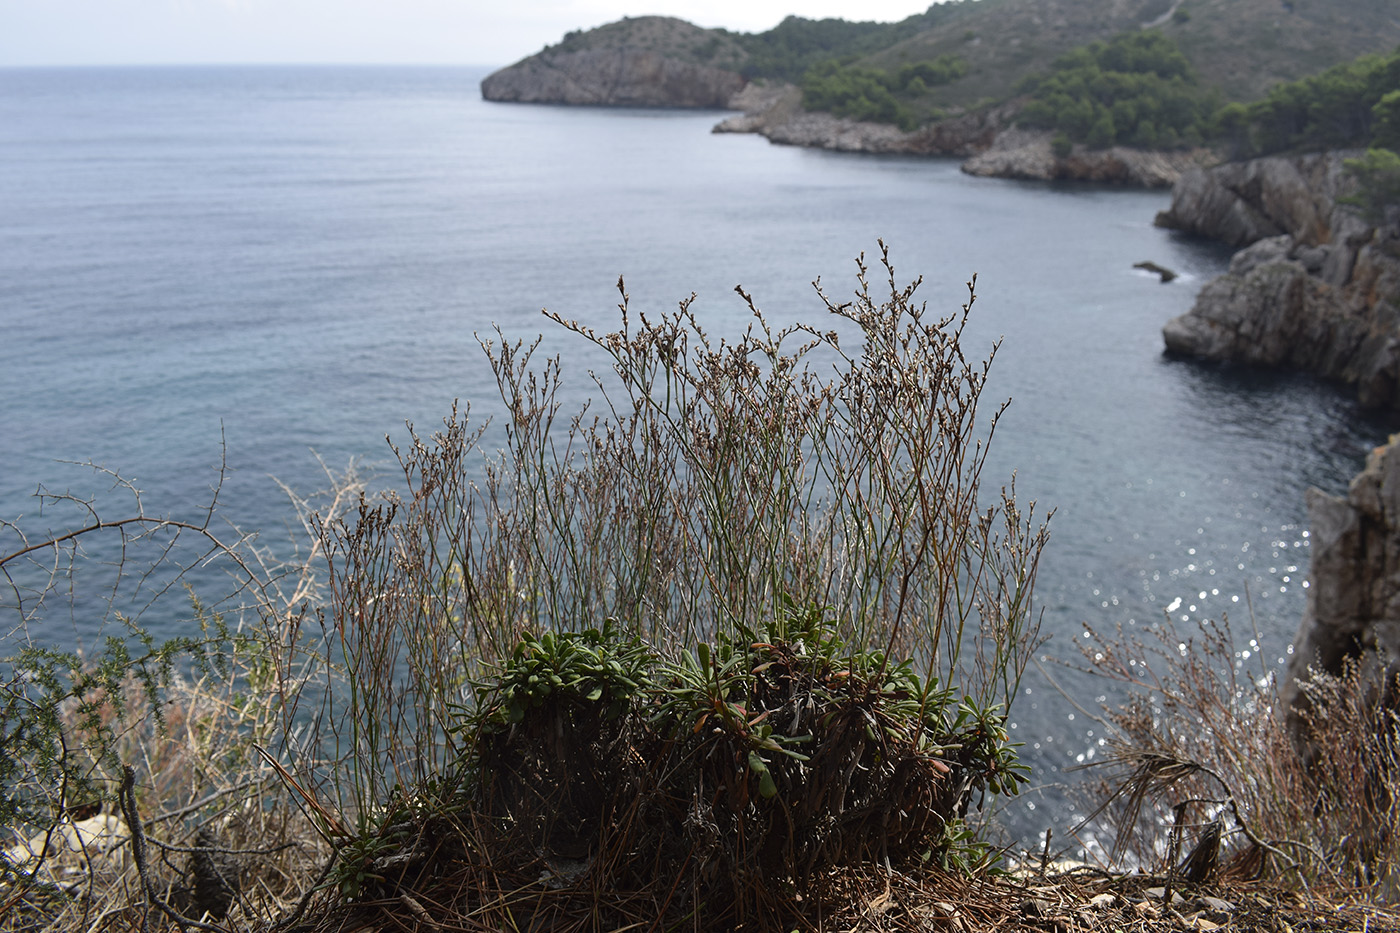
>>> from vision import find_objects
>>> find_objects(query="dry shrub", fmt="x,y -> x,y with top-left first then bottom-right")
0,626 -> 334,932
0,461 -> 355,931
303,246 -> 1049,931
1079,613 -> 1400,895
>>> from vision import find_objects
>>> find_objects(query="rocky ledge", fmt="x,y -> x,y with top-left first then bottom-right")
713,86 -> 1010,157
1159,152 -> 1400,407
715,90 -> 1201,187
961,129 -> 1207,188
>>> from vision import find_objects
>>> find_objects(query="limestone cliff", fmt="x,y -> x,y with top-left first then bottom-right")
1281,435 -> 1400,744
1160,153 -> 1400,407
481,16 -> 747,109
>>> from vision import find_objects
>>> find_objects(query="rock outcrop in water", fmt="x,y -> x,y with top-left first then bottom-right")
1159,152 -> 1400,408
1281,434 -> 1400,745
481,16 -> 747,109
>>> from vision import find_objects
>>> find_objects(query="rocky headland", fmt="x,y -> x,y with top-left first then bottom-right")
1159,152 -> 1400,407
480,16 -> 748,108
481,50 -> 745,108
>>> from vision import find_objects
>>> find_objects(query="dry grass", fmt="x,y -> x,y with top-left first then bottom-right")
1075,612 -> 1400,902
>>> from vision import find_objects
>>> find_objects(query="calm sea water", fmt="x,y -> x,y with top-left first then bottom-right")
2,65 -> 1394,847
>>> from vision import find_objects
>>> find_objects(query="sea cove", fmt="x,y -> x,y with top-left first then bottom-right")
1,64 -> 1395,844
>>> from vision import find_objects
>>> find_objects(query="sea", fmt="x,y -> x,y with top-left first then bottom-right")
2,64 -> 1395,851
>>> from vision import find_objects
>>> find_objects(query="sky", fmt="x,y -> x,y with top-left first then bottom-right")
0,0 -> 941,68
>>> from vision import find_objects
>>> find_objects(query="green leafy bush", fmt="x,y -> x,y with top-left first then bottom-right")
460,600 -> 1026,923
1372,89 -> 1400,151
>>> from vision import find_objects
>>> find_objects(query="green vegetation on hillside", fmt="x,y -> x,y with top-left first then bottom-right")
1225,46 -> 1400,157
734,5 -> 975,82
520,1 -> 1400,144
1344,147 -> 1400,225
1016,32 -> 1217,149
800,55 -> 967,129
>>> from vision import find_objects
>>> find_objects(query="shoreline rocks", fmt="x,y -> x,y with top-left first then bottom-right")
960,129 -> 1206,188
1158,152 -> 1400,408
1155,152 -> 1369,251
1281,434 -> 1400,748
713,85 -> 1012,157
715,89 -> 1200,186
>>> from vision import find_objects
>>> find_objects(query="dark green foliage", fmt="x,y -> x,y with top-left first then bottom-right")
1233,46 -> 1400,157
1086,111 -> 1117,149
1016,32 -> 1216,149
1343,147 -> 1400,224
738,16 -> 902,81
1213,100 -> 1253,159
801,61 -> 911,129
897,55 -> 969,89
470,620 -> 653,730
799,55 -> 964,129
1372,89 -> 1400,151
737,7 -> 970,82
800,54 -> 963,127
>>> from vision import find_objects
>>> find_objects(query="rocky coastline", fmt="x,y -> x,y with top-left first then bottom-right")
481,46 -> 1206,188
1156,153 -> 1400,738
713,85 -> 1204,187
1158,152 -> 1400,408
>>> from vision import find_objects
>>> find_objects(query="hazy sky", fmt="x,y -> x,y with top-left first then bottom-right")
1,0 -> 939,68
